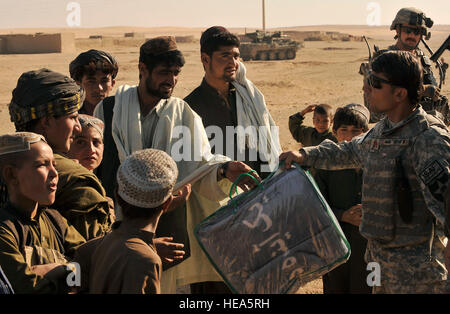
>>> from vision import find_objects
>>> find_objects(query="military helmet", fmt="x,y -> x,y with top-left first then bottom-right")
390,7 -> 433,33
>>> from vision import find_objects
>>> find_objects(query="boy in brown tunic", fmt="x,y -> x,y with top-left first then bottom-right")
76,149 -> 179,294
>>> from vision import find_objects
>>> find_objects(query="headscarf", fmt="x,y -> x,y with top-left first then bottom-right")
9,68 -> 84,131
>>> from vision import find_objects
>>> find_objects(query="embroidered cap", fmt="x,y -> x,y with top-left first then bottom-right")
0,132 -> 47,156
117,149 -> 178,208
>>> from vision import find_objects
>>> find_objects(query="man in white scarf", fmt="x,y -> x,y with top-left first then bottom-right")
184,26 -> 282,293
94,36 -> 260,293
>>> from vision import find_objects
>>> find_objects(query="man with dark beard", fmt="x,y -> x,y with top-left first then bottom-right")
185,27 -> 281,182
361,7 -> 449,125
93,36 -> 260,293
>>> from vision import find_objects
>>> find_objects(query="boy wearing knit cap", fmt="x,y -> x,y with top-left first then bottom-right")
8,68 -> 113,241
69,49 -> 118,116
75,149 -> 177,294
0,132 -> 85,293
314,103 -> 371,294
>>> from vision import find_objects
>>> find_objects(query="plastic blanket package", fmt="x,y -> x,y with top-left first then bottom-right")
195,166 -> 351,294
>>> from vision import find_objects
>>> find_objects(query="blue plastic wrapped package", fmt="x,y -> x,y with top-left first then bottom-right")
194,165 -> 351,294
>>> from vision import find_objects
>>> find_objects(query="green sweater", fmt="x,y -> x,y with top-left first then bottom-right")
288,112 -> 336,147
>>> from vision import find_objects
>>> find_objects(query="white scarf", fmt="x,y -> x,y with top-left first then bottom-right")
232,61 -> 282,173
111,85 -> 229,193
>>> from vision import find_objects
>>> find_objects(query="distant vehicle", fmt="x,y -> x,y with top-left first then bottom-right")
240,30 -> 301,61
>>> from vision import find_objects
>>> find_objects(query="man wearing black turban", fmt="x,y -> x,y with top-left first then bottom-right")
69,49 -> 118,116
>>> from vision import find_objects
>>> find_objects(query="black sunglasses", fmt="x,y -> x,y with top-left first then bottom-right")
367,72 -> 394,89
401,25 -> 422,36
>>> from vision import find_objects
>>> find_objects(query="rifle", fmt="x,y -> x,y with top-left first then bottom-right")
421,36 -> 449,88
430,35 -> 450,63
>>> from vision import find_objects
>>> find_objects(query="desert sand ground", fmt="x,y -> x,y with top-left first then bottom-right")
0,25 -> 449,294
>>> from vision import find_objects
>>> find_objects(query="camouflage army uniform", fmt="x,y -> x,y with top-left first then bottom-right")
301,106 -> 450,293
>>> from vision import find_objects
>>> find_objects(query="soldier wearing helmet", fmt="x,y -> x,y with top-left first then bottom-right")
361,8 -> 449,125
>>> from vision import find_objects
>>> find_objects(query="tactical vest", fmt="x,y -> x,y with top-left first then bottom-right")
359,110 -> 446,248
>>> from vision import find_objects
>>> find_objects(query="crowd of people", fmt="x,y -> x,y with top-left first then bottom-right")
0,7 -> 449,294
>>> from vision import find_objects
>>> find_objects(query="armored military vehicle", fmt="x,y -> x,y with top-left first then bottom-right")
240,30 -> 300,61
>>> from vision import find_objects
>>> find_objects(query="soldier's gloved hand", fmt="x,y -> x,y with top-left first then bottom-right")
423,84 -> 440,101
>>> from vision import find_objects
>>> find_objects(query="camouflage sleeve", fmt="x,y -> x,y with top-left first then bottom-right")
411,127 -> 450,225
301,135 -> 364,171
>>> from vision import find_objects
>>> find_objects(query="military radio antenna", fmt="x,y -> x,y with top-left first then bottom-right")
262,0 -> 266,32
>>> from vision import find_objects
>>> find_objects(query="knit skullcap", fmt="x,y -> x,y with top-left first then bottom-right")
117,149 -> 178,208
0,132 -> 47,156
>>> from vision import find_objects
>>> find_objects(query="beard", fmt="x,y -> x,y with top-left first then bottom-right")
208,63 -> 236,83
145,76 -> 173,99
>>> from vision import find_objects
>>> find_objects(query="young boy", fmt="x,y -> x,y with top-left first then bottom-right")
9,68 -> 113,241
69,49 -> 118,116
314,104 -> 372,294
289,104 -> 337,147
0,132 -> 86,293
75,149 -> 178,294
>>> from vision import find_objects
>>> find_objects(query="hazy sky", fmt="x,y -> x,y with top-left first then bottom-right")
0,0 -> 449,29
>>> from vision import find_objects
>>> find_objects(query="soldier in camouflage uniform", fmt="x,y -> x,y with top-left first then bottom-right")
360,7 -> 449,125
282,51 -> 450,293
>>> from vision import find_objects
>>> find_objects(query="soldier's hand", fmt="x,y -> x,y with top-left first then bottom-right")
300,104 -> 317,116
279,150 -> 306,169
154,237 -> 185,263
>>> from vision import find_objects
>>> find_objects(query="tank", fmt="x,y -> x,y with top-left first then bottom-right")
240,30 -> 301,61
